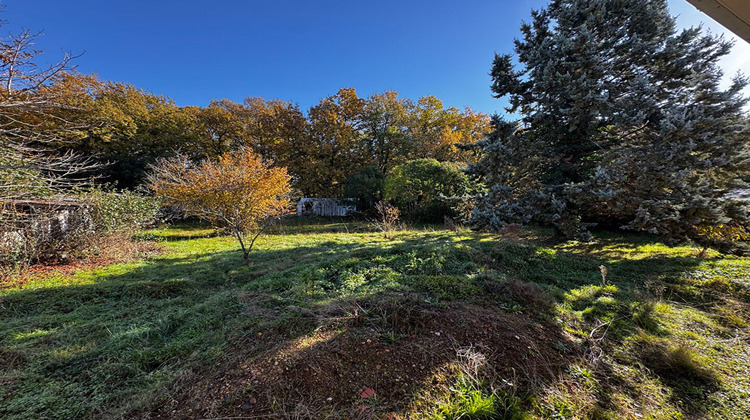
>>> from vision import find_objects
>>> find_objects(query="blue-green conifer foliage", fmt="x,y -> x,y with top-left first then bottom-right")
470,0 -> 750,253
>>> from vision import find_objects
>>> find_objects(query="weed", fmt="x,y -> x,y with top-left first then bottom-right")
370,201 -> 401,239
632,336 -> 717,384
2,219 -> 749,419
444,216 -> 459,232
632,300 -> 659,332
431,380 -> 525,420
498,224 -> 524,243
484,276 -> 556,314
713,299 -> 748,328
431,382 -> 500,419
409,275 -> 479,301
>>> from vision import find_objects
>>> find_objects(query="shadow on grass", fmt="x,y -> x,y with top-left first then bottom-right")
0,224 -> 730,419
449,236 -> 724,416
0,239 -> 375,419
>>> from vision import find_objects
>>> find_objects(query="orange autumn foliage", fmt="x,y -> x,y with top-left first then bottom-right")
148,149 -> 291,264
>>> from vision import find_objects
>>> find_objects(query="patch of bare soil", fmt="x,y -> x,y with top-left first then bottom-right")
148,297 -> 575,419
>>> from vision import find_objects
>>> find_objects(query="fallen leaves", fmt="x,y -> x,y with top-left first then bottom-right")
359,387 -> 376,399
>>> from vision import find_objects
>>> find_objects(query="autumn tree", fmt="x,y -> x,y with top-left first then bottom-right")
361,91 -> 414,173
187,99 -> 245,160
240,96 -> 312,193
306,88 -> 367,197
52,76 -> 195,187
409,96 -> 489,163
241,97 -> 306,161
359,92 -> 490,173
302,89 -> 489,197
147,149 -> 291,264
32,74 -> 489,198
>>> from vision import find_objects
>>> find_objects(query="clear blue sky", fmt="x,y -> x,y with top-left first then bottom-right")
3,0 -> 748,116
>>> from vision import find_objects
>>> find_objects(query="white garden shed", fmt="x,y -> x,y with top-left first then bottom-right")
297,198 -> 356,216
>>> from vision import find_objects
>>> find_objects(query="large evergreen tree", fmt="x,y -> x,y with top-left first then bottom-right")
469,0 -> 750,252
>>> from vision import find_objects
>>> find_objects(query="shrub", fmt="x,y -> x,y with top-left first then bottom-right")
147,150 -> 292,265
384,159 -> 477,222
692,223 -> 750,257
1,198 -> 94,273
84,188 -> 162,234
370,201 -> 401,239
0,189 -> 160,279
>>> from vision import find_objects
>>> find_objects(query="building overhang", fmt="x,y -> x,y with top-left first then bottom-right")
686,0 -> 750,43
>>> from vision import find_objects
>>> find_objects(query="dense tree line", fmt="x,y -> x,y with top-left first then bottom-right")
33,74 -> 489,195
4,1 -> 749,256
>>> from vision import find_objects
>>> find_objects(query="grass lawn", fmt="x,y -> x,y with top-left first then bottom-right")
1,218 -> 749,419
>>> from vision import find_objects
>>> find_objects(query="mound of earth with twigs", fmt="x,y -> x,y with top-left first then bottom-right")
150,294 -> 573,419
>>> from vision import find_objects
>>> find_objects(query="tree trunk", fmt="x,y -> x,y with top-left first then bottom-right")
233,226 -> 250,266
234,218 -> 277,266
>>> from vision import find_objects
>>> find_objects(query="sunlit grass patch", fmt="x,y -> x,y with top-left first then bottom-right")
1,218 -> 748,419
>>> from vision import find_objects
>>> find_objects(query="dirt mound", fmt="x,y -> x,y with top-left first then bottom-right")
150,298 -> 573,419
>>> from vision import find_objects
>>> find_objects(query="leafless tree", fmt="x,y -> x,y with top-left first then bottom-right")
0,21 -> 107,274
0,26 -> 97,201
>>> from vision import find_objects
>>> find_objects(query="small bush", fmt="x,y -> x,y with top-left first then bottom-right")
370,201 -> 401,239
84,188 -> 162,234
693,223 -> 750,257
384,159 -> 478,222
0,189 -> 160,278
1,198 -> 95,272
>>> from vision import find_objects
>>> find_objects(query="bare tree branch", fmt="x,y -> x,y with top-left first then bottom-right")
0,26 -> 99,201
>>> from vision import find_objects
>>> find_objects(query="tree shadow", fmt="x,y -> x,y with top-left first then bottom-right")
0,225 -> 738,418
493,241 -> 727,417
0,238 -> 380,418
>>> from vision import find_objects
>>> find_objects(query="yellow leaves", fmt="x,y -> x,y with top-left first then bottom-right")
693,223 -> 750,242
148,149 -> 292,234
408,97 -> 490,163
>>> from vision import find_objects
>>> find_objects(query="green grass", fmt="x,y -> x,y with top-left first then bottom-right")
1,218 -> 749,419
